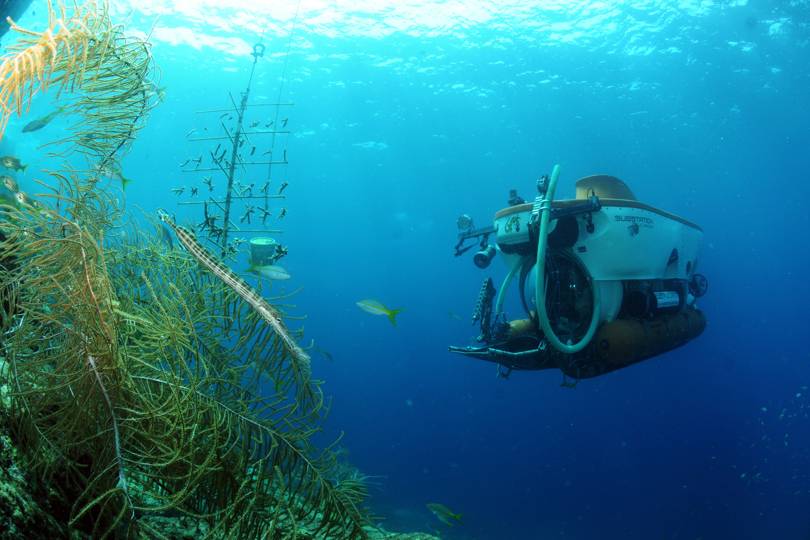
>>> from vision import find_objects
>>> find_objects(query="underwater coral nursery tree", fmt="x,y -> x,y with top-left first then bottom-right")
0,1 -> 370,537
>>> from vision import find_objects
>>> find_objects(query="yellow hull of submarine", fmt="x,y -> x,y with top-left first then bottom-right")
592,310 -> 707,368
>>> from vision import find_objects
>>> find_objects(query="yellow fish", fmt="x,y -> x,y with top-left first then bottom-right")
356,299 -> 402,326
96,163 -> 133,190
426,502 -> 462,526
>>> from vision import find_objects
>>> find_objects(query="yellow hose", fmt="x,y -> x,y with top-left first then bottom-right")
535,164 -> 601,353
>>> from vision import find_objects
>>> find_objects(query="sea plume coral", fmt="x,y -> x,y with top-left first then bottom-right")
0,3 -> 371,537
0,0 -> 160,176
1,173 -> 371,537
0,0 -> 100,138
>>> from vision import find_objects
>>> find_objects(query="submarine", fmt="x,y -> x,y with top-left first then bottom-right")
450,165 -> 708,381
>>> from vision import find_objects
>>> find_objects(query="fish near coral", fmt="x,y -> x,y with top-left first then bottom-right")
95,163 -> 133,190
0,156 -> 27,172
248,264 -> 291,281
1,175 -> 18,192
21,106 -> 64,132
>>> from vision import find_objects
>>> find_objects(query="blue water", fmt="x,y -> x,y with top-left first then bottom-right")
2,1 -> 810,538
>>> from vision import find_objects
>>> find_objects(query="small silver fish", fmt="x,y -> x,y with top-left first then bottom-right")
1,175 -> 18,192
0,156 -> 27,172
248,264 -> 291,281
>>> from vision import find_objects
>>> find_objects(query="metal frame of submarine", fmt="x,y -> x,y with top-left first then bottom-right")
450,165 -> 708,380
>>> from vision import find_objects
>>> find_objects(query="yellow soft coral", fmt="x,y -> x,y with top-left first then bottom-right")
0,0 -> 98,138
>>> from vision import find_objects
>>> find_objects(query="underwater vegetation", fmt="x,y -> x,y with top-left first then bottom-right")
1,178 -> 370,537
0,1 -> 374,538
0,0 -> 157,182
